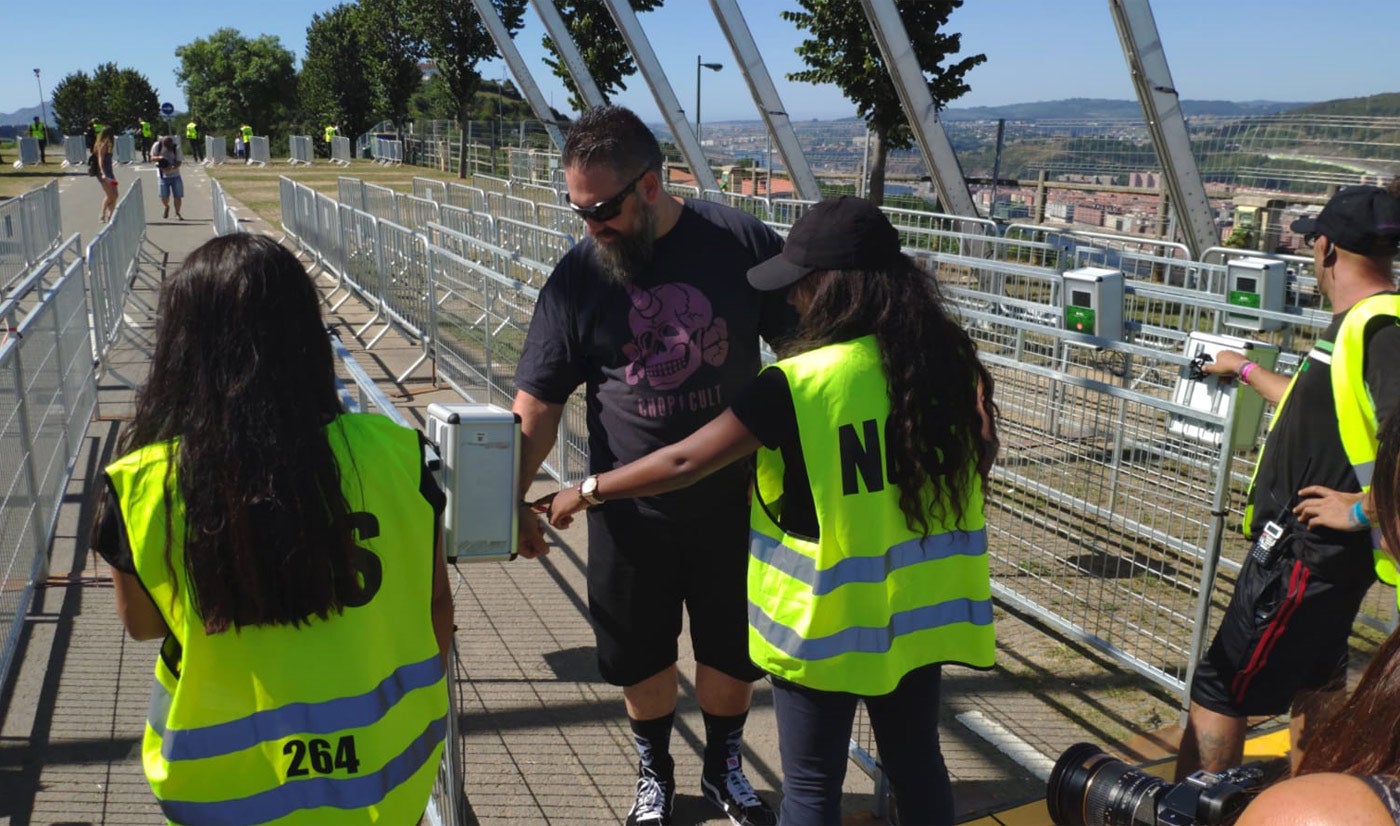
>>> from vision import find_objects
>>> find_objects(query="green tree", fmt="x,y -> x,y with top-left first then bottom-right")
300,5 -> 378,139
175,28 -> 298,136
51,64 -> 159,135
358,0 -> 424,129
782,0 -> 984,205
540,0 -> 662,113
408,0 -> 527,177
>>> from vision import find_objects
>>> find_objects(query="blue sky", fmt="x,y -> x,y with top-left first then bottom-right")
3,0 -> 1398,121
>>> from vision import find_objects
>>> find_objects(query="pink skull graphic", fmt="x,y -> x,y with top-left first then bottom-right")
622,283 -> 729,390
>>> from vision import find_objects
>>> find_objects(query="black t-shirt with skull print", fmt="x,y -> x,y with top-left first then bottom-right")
515,198 -> 792,520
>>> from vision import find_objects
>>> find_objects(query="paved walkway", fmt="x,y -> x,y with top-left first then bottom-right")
0,159 -> 1220,825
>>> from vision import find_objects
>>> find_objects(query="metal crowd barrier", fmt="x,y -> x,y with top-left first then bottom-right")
13,137 -> 40,167
86,177 -> 154,411
414,177 -> 449,203
288,135 -> 314,166
0,235 -> 99,698
330,136 -> 352,166
61,135 -> 87,167
204,136 -> 227,165
210,178 -> 244,236
114,134 -> 135,164
247,136 -> 271,167
374,138 -> 403,166
1,180 -> 63,293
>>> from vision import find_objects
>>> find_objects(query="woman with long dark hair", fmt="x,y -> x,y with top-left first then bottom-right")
548,197 -> 998,824
1236,407 -> 1400,825
93,125 -> 117,222
94,234 -> 453,824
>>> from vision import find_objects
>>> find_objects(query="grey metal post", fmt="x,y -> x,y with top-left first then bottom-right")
528,0 -> 606,109
599,0 -> 722,192
706,0 -> 823,201
695,56 -> 723,145
855,0 -> 979,218
469,0 -> 566,150
1108,0 -> 1217,259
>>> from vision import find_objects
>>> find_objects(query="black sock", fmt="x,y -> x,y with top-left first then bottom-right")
702,710 -> 748,779
629,712 -> 675,775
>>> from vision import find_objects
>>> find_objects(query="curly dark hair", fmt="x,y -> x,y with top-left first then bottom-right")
561,105 -> 663,178
783,256 -> 998,533
117,234 -> 362,633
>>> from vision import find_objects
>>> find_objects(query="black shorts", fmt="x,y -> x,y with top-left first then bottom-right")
1191,555 -> 1372,717
586,500 -> 763,687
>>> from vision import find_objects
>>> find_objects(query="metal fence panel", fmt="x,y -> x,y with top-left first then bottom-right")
248,136 -> 271,167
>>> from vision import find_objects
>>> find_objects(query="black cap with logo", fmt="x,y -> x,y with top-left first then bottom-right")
1290,185 -> 1400,256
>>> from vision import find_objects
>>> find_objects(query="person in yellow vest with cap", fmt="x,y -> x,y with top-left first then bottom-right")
93,234 -> 455,825
1177,181 -> 1400,783
324,123 -> 337,158
185,118 -> 203,162
28,116 -> 47,163
240,123 -> 254,164
547,196 -> 999,825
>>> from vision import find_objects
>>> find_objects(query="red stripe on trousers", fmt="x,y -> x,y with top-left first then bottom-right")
1231,560 -> 1311,704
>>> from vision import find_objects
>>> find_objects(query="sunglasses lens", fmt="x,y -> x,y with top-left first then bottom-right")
588,201 -> 623,222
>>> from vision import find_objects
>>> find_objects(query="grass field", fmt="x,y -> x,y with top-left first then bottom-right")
208,158 -> 468,227
0,161 -> 70,200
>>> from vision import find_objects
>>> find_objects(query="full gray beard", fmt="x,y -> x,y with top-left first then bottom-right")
593,205 -> 659,285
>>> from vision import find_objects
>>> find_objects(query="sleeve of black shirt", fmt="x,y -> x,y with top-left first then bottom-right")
729,367 -> 797,449
513,256 -> 586,404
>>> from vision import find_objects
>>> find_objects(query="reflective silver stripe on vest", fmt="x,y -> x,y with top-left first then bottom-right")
150,654 -> 444,761
158,713 -> 446,826
749,528 -> 987,596
1355,460 -> 1374,487
749,597 -> 994,661
1307,347 -> 1331,365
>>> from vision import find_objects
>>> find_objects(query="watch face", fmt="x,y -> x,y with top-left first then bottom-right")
582,476 -> 598,496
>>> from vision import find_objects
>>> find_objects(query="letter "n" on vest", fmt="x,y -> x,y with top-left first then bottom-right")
839,419 -> 884,495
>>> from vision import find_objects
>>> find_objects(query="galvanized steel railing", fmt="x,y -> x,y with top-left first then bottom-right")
288,136 -> 315,166
1,180 -> 63,293
86,177 -> 153,413
210,178 -> 244,236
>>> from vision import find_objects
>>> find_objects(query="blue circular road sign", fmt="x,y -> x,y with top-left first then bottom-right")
161,102 -> 174,116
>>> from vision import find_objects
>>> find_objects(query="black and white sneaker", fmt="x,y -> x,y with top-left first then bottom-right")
626,763 -> 675,826
701,768 -> 777,826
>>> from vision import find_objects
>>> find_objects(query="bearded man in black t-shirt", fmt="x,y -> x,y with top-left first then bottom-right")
1177,183 -> 1400,781
512,106 -> 791,826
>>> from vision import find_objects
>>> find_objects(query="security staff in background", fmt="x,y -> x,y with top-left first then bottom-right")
240,123 -> 253,163
324,123 -> 337,158
547,197 -> 1000,826
29,116 -> 47,163
1177,182 -> 1400,780
185,119 -> 203,162
139,118 -> 153,162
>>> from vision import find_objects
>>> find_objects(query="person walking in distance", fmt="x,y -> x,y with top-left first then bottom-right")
547,197 -> 1000,826
92,234 -> 454,824
240,123 -> 253,163
151,136 -> 184,220
513,105 -> 791,826
185,119 -> 203,162
93,126 -> 118,223
1177,182 -> 1400,779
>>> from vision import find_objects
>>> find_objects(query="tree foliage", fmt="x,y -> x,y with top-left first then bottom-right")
782,0 -> 984,205
540,0 -> 662,114
51,64 -> 160,135
175,28 -> 298,134
408,0 -> 527,176
300,5 -> 378,138
357,0 -> 424,128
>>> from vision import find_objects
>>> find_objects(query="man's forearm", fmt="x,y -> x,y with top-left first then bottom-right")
512,390 -> 565,498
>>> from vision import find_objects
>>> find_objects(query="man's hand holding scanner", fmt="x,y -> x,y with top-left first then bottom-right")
1199,348 -> 1250,380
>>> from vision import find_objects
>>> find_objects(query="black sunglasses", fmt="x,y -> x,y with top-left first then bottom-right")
567,169 -> 648,223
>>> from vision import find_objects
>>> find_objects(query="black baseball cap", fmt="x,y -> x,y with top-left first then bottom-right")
747,196 -> 903,291
1290,185 -> 1400,256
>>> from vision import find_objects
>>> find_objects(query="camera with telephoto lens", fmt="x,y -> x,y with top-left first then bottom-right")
1046,743 -> 1269,825
157,156 -> 172,170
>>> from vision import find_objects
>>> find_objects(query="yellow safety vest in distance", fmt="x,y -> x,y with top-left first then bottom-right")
142,121 -> 152,138
241,125 -> 253,142
29,121 -> 44,138
1244,293 -> 1400,595
325,126 -> 336,142
106,413 -> 446,826
185,122 -> 198,140
748,335 -> 995,695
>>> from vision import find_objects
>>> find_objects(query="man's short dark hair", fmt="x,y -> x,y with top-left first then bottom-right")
562,106 -> 663,178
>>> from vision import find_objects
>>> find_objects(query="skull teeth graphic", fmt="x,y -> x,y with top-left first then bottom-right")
622,283 -> 729,390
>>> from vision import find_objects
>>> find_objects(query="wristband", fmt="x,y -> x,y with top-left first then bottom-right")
1352,500 -> 1372,529
1238,361 -> 1257,385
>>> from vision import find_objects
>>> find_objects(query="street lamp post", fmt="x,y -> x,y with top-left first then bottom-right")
764,110 -> 785,198
694,56 -> 722,146
34,68 -> 48,135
